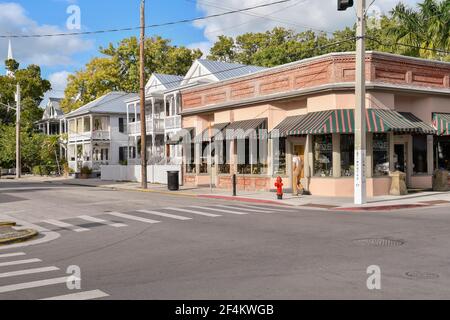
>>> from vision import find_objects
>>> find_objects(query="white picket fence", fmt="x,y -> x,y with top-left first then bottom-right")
100,164 -> 182,185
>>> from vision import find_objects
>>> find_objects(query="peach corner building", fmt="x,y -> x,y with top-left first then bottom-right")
175,51 -> 450,197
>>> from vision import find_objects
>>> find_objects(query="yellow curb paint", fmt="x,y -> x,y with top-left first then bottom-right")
0,229 -> 39,246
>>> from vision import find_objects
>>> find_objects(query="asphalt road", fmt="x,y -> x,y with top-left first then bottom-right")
1,179 -> 450,300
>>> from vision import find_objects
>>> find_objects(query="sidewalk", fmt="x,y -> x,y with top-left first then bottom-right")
31,176 -> 450,211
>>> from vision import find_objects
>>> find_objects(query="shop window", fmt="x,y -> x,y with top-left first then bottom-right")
412,136 -> 428,174
273,137 -> 287,175
313,134 -> 333,177
200,142 -> 210,174
373,133 -> 389,176
340,134 -> 354,177
435,138 -> 450,171
237,137 -> 268,175
218,140 -> 230,174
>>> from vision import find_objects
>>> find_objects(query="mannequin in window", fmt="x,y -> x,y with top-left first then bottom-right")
293,155 -> 304,196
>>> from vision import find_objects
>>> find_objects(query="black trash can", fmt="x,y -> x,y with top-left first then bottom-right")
167,171 -> 180,191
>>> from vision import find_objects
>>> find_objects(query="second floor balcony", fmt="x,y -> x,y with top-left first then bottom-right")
165,115 -> 182,131
128,116 -> 165,136
68,130 -> 110,142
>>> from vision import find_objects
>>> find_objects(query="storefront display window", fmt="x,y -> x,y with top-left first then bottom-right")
413,135 -> 428,174
200,142 -> 209,174
373,133 -> 389,176
435,137 -> 450,171
218,140 -> 230,174
273,138 -> 287,175
313,134 -> 333,177
340,134 -> 354,176
237,137 -> 268,175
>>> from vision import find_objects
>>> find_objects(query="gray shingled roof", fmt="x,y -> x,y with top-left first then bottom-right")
154,74 -> 184,90
197,59 -> 267,81
42,98 -> 64,120
66,92 -> 138,118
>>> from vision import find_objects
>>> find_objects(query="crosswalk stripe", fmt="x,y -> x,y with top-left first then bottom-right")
0,252 -> 26,259
0,276 -> 71,294
214,205 -> 272,213
0,258 -> 41,268
239,204 -> 295,212
190,206 -> 248,215
0,266 -> 59,279
40,289 -> 109,300
42,219 -> 89,233
166,207 -> 221,218
137,210 -> 191,221
78,215 -> 127,228
106,212 -> 160,224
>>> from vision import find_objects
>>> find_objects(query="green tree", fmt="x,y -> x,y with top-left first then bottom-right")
62,36 -> 203,112
388,0 -> 450,60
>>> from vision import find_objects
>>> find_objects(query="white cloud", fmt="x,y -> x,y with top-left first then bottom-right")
0,2 -> 92,67
188,41 -> 213,57
41,70 -> 71,107
192,0 -> 422,43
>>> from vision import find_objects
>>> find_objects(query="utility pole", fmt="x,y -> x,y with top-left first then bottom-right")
15,84 -> 21,179
354,0 -> 366,204
139,0 -> 148,189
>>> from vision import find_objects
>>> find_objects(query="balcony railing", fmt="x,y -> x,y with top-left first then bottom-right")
128,116 -> 165,135
165,115 -> 182,130
68,130 -> 110,141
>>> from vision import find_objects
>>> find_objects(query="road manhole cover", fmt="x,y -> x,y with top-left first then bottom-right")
353,238 -> 405,247
405,271 -> 439,280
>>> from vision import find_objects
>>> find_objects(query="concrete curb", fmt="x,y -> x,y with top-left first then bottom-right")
0,228 -> 39,246
334,203 -> 433,212
197,194 -> 295,206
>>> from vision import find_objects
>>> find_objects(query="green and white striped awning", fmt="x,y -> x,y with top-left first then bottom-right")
193,122 -> 230,143
270,114 -> 307,138
216,118 -> 268,140
433,113 -> 450,135
274,109 -> 435,136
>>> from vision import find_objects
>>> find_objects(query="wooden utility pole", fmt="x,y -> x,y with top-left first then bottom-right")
140,0 -> 148,188
15,84 -> 21,179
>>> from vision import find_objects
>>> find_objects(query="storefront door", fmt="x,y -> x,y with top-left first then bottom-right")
394,144 -> 406,172
292,145 -> 305,194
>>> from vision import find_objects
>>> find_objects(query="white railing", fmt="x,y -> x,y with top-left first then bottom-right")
92,131 -> 110,140
128,117 -> 165,135
165,115 -> 181,130
68,130 -> 110,141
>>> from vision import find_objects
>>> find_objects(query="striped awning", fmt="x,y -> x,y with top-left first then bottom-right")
279,109 -> 435,136
433,113 -> 450,135
217,118 -> 267,140
193,122 -> 230,143
400,112 -> 436,134
166,127 -> 194,145
270,114 -> 307,138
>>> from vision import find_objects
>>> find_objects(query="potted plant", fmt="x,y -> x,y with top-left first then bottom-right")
80,166 -> 92,179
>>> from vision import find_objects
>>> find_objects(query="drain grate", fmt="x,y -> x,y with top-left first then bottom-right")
353,238 -> 405,247
405,271 -> 439,280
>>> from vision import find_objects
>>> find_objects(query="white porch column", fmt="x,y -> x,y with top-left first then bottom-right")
332,133 -> 341,178
151,98 -> 156,157
47,122 -> 50,135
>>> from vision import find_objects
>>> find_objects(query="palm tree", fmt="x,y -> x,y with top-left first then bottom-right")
389,0 -> 450,60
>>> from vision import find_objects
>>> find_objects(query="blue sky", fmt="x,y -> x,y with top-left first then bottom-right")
0,0 -> 421,101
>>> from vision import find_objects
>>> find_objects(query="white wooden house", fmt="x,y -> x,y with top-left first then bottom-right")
66,92 -> 137,173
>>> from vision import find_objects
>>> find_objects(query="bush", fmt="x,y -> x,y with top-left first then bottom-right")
80,166 -> 92,175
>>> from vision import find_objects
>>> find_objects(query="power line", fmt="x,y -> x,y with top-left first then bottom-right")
366,36 -> 450,55
0,0 -> 293,39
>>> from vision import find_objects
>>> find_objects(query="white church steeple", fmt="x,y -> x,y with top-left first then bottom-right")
6,39 -> 14,77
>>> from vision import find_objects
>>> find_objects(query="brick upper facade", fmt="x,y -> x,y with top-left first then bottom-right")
181,52 -> 450,112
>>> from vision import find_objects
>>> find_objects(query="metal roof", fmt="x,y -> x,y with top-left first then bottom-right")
197,59 -> 267,81
153,74 -> 184,90
66,92 -> 138,118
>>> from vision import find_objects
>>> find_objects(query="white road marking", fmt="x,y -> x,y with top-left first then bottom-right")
42,219 -> 89,233
40,289 -> 109,300
214,205 -> 272,213
166,207 -> 221,218
190,206 -> 248,215
0,258 -> 41,268
78,215 -> 127,228
239,204 -> 295,212
0,276 -> 72,294
137,210 -> 192,221
0,252 -> 25,259
0,266 -> 59,279
106,212 -> 160,224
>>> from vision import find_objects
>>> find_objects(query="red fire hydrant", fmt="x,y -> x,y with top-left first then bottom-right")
274,176 -> 283,200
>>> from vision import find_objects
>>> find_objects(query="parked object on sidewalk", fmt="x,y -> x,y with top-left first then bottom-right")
232,174 -> 237,196
274,176 -> 284,200
432,169 -> 449,191
167,171 -> 180,191
389,171 -> 408,196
